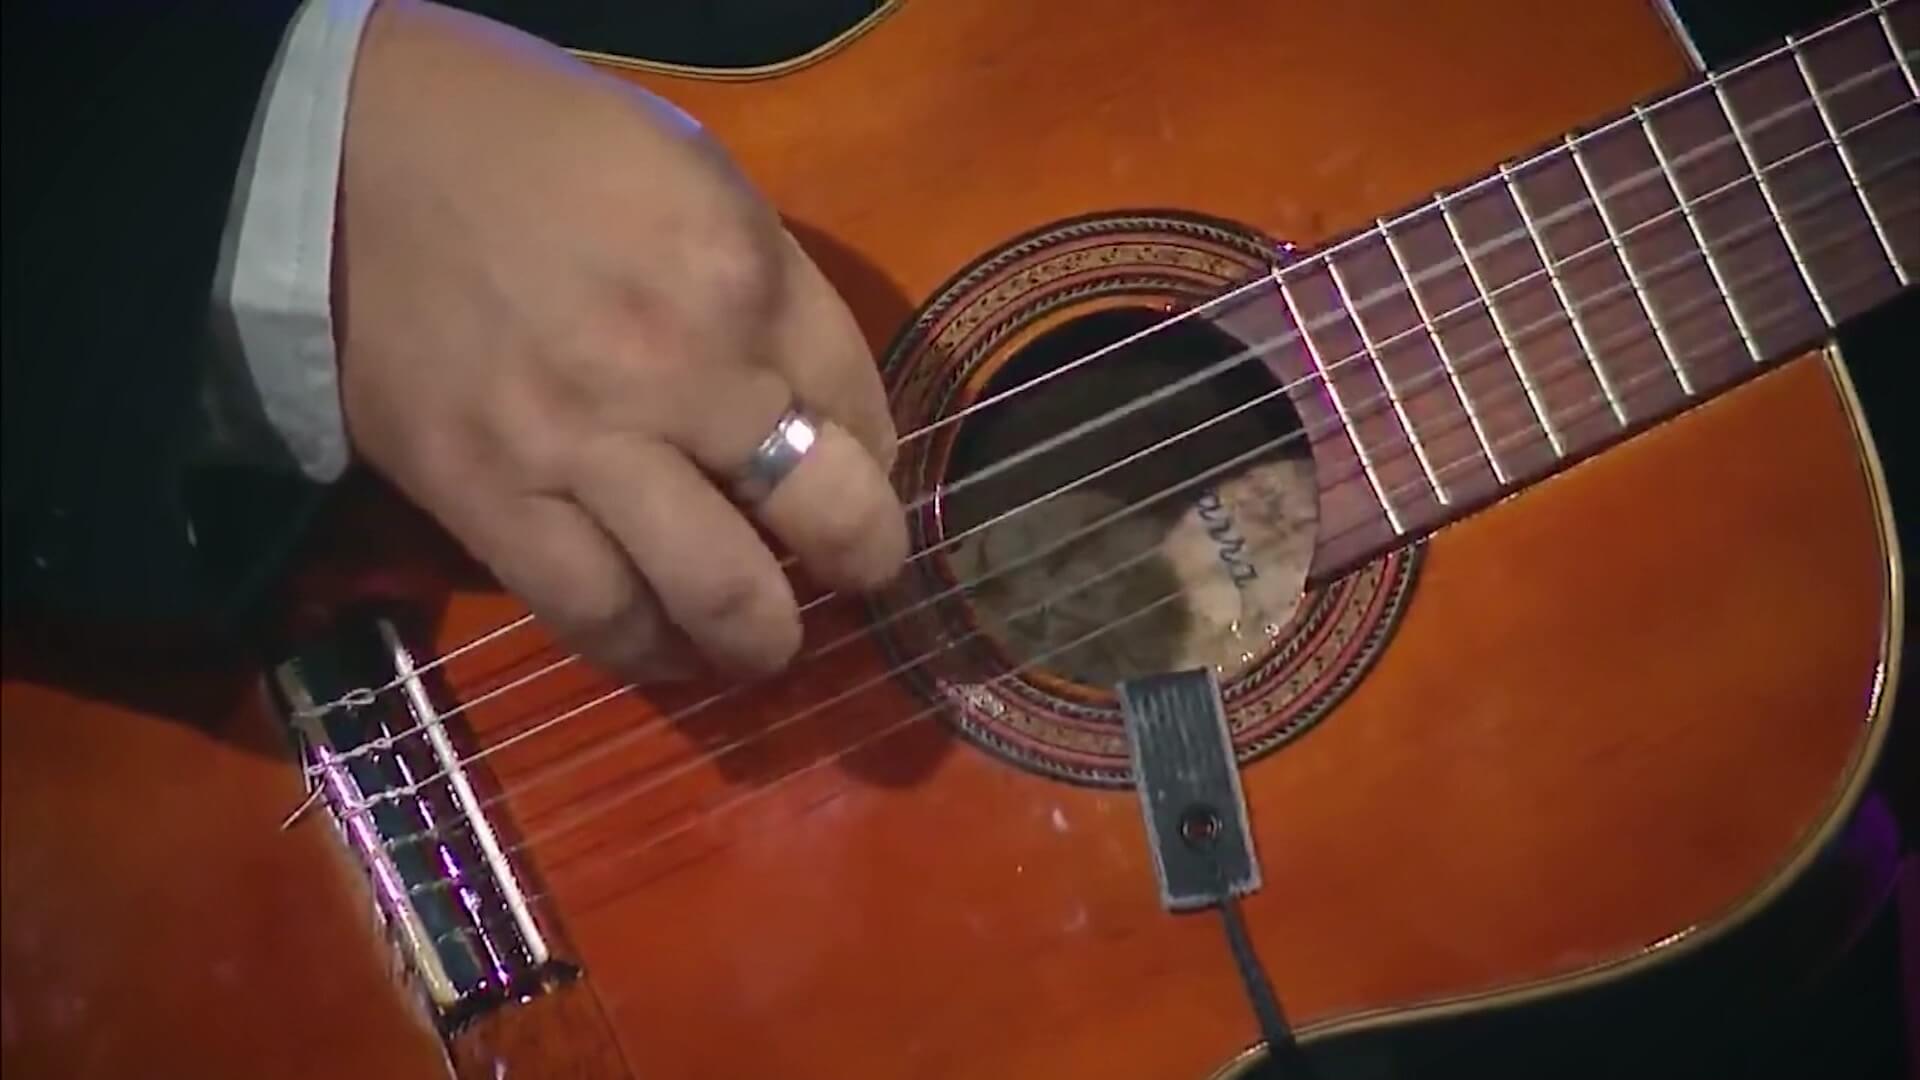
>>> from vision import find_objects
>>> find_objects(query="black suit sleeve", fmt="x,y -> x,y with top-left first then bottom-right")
2,1 -> 327,635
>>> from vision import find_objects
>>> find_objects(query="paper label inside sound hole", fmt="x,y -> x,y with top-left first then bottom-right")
946,452 -> 1319,689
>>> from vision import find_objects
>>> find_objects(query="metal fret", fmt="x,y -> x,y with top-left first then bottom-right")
1499,163 -> 1628,425
1564,134 -> 1696,396
1435,194 -> 1563,456
1876,0 -> 1919,95
1708,69 -> 1835,324
1379,218 -> 1509,485
1273,269 -> 1405,533
1635,106 -> 1765,363
1788,34 -> 1910,285
1324,257 -> 1450,505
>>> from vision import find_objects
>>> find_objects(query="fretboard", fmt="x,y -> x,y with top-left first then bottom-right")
1218,0 -> 1918,579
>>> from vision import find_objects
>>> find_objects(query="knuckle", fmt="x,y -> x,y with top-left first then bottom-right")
687,570 -> 770,632
543,570 -> 639,636
688,219 -> 781,312
813,495 -> 875,555
814,495 -> 904,590
580,617 -> 668,679
683,570 -> 801,675
480,393 -> 567,485
555,596 -> 632,641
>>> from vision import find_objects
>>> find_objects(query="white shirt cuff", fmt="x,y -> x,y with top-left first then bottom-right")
208,0 -> 376,483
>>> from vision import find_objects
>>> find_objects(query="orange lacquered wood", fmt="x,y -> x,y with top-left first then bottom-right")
0,3 -> 1900,1079
0,668 -> 450,1077
625,0 -> 1697,348
434,353 -> 1892,1080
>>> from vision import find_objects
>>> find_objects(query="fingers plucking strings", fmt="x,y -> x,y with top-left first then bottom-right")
281,61 -> 1913,853
301,176 -> 1914,871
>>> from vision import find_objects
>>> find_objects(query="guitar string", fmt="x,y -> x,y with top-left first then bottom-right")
467,177 -> 1917,833
503,205 -> 1915,855
278,52 -> 1912,814
332,178 -> 1912,841
280,132 -> 1920,857
355,208 -> 1913,887
288,39 -> 1909,721
290,100 -> 1917,816
313,139 -> 1919,832
885,0 -> 1905,451
500,32 -> 1920,1059
511,228 -> 1911,889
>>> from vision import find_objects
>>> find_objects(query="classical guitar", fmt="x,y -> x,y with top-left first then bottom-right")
3,1 -> 1914,1077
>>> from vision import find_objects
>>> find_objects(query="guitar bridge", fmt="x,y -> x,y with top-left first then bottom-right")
267,613 -> 571,1033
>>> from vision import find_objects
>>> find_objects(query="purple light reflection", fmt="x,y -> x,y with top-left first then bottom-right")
316,745 -> 412,921
388,727 -> 515,991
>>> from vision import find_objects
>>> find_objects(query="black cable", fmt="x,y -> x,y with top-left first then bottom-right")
1208,851 -> 1318,1079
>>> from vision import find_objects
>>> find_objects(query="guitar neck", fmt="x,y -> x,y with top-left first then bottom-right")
1218,0 -> 1917,579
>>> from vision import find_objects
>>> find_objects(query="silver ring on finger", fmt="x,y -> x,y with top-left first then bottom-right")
727,400 -> 822,505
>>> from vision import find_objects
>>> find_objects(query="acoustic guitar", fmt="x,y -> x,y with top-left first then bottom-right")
3,1 -> 1914,1077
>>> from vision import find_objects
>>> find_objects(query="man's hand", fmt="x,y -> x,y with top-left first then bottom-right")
335,0 -> 907,681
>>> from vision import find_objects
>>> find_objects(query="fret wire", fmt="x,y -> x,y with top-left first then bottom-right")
516,210 -> 1920,873
1564,133 -> 1696,396
1374,2 -> 1888,240
1323,257 -> 1452,505
1788,34 -> 1910,285
303,132 -> 1920,834
1499,162 -> 1629,424
1285,16 -> 1888,353
1635,105 -> 1764,363
897,79 -> 1909,523
1377,219 -> 1510,484
1435,194 -> 1564,456
347,160 -> 1920,818
300,10 -> 1903,727
1707,69 -> 1835,323
1273,268 -> 1406,534
320,115 -> 1907,764
1874,0 -> 1919,95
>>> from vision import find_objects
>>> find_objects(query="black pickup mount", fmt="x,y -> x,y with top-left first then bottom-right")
1116,668 -> 1320,1080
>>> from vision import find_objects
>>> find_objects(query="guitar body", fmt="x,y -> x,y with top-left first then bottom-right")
2,2 -> 1906,1078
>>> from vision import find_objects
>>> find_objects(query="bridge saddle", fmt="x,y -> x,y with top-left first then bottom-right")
267,613 -> 572,1034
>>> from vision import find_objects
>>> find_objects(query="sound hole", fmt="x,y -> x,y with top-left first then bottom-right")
940,306 -> 1319,692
